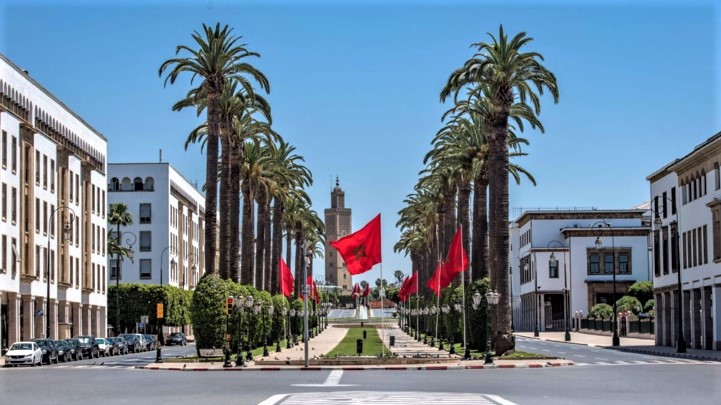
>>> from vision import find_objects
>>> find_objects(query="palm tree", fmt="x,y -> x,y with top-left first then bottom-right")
160,23 -> 270,276
108,203 -> 133,256
441,25 -> 559,353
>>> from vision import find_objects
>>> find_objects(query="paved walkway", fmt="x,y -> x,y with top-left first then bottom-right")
254,325 -> 348,363
382,325 -> 459,359
517,331 -> 721,361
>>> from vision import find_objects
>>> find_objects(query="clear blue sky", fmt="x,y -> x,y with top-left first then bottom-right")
1,0 -> 718,287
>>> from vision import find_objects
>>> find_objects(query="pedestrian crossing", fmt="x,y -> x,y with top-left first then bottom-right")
573,358 -> 716,367
260,391 -> 518,405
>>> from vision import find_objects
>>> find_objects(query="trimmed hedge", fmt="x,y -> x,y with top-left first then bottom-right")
191,273 -> 228,353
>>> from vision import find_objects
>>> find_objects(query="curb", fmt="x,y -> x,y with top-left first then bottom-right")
613,347 -> 721,362
135,362 -> 574,372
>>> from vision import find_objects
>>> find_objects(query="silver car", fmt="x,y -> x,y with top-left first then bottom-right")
4,342 -> 43,367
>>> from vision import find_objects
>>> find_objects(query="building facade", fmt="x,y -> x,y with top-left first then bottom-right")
509,210 -> 651,333
0,54 -> 108,348
324,178 -> 353,294
648,131 -> 721,350
107,163 -> 205,291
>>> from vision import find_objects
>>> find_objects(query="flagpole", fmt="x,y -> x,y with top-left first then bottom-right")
461,224 -> 468,360
435,259 -> 440,347
380,262 -> 385,357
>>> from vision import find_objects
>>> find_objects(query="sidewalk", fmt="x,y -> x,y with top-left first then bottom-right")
516,331 -> 721,362
254,325 -> 347,363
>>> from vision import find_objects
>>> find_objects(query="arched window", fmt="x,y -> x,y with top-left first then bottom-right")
715,163 -> 720,191
681,180 -> 687,205
134,177 -> 143,191
701,170 -> 707,196
110,177 -> 119,191
121,177 -> 132,191
144,177 -> 154,191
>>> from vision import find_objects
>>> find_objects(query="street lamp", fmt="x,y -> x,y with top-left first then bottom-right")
114,231 -> 136,336
288,309 -> 296,347
474,291 -> 500,364
46,206 -> 75,339
452,301 -> 462,355
243,294 -> 254,362
234,293 -> 247,367
249,301 -> 261,361
429,306 -> 437,347
278,307 -> 287,352
422,308 -> 429,344
593,221 -> 619,347
156,245 -> 177,363
262,303 -> 273,357
440,305 -> 450,351
183,252 -> 198,290
548,240 -> 571,342
301,242 -> 312,368
653,211 -> 686,353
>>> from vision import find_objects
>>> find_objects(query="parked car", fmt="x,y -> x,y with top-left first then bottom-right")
96,338 -> 112,357
73,335 -> 99,359
104,338 -> 118,356
109,337 -> 128,355
166,332 -> 187,346
64,338 -> 84,360
33,339 -> 58,365
55,340 -> 73,362
119,334 -> 144,353
4,341 -> 43,367
144,334 -> 157,351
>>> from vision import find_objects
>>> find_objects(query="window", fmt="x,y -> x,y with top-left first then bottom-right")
670,224 -> 678,273
110,259 -> 120,280
662,227 -> 669,275
549,258 -> 558,278
1,130 -> 6,167
703,225 -> 708,264
11,238 -> 17,275
11,136 -> 16,172
42,155 -> 47,189
50,159 -> 55,192
603,252 -> 614,274
69,173 -> 74,202
662,192 -> 668,218
144,177 -> 154,191
716,163 -> 721,191
1,235 -> 6,272
139,231 -> 151,251
139,203 -> 151,224
618,253 -> 630,274
50,205 -> 55,237
653,231 -> 660,277
35,150 -> 40,184
111,177 -> 119,191
102,191 -> 105,217
75,174 -> 79,205
43,201 -> 47,234
588,253 -> 600,274
139,259 -> 152,279
134,177 -> 143,191
1,183 -> 6,220
35,245 -> 41,277
671,187 -> 676,215
35,198 -> 40,233
11,187 -> 16,223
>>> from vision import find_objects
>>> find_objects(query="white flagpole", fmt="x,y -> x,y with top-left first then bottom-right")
380,263 -> 385,357
461,225 -> 467,359
435,260 -> 441,346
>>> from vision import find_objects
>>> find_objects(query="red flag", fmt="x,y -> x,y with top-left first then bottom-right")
404,271 -> 419,296
362,283 -> 371,297
313,281 -> 320,304
352,283 -> 361,295
329,214 -> 382,275
443,227 -> 468,277
279,258 -> 294,298
398,276 -> 410,301
426,262 -> 444,297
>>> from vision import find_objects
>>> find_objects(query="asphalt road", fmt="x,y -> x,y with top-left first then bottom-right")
3,339 -> 721,404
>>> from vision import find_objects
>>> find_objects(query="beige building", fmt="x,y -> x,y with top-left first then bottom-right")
0,54 -> 108,348
324,178 -> 353,294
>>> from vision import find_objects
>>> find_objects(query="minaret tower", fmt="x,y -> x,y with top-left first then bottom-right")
324,177 -> 353,293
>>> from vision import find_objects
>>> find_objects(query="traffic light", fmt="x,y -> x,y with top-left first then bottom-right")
225,297 -> 234,315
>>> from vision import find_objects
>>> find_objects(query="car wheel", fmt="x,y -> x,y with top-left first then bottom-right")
53,355 -> 59,364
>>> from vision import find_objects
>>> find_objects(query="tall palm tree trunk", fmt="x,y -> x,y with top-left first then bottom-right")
458,182 -> 471,283
229,143 -> 242,283
262,195 -> 272,292
255,188 -> 268,291
285,229 -> 293,294
204,93 -> 221,275
471,175 -> 488,281
218,123 -> 231,280
271,199 -> 283,295
294,228 -> 303,298
241,178 -> 255,286
488,104 -> 513,352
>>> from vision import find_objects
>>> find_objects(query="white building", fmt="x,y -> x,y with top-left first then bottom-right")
0,54 -> 108,348
648,131 -> 721,351
509,210 -> 651,333
107,163 -> 205,290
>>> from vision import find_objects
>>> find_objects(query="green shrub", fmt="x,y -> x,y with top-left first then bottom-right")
589,303 -> 613,318
628,281 -> 653,304
191,273 -> 228,353
644,299 -> 654,312
616,296 -> 643,314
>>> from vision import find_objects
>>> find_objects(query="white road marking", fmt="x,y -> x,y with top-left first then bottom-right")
262,391 -> 517,404
292,370 -> 357,387
258,394 -> 289,405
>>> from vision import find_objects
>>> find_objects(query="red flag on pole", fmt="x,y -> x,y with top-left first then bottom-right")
405,271 -> 419,296
362,283 -> 371,298
329,214 -> 382,275
279,258 -> 294,298
313,281 -> 320,304
443,227 -> 468,277
426,262 -> 445,297
399,276 -> 410,302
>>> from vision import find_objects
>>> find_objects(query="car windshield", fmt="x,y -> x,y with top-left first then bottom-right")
65,340 -> 78,347
97,339 -> 105,344
76,337 -> 92,344
170,333 -> 182,337
10,343 -> 32,351
34,340 -> 49,347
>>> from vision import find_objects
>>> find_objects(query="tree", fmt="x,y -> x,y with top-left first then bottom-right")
393,270 -> 405,287
441,26 -> 559,354
628,281 -> 653,305
108,203 -> 133,273
160,23 -> 270,277
360,280 -> 369,290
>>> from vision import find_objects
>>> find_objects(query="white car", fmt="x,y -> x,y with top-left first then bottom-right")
4,341 -> 43,367
96,338 -> 111,357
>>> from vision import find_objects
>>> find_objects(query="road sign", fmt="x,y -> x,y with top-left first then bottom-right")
136,322 -> 146,329
140,315 -> 149,324
35,309 -> 44,317
157,303 -> 164,319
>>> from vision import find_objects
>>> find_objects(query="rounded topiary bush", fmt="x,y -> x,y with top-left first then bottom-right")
191,273 -> 229,355
589,303 -> 613,319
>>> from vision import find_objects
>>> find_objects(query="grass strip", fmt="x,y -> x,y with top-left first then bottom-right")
326,327 -> 389,357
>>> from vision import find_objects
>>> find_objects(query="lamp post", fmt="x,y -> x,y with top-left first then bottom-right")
440,305 -> 449,351
422,308 -> 429,344
653,211 -> 686,353
114,231 -> 136,336
235,293 -> 248,367
156,246 -> 177,363
302,243 -> 311,368
248,301 -> 260,361
474,291 -> 500,364
262,303 -> 273,357
183,252 -> 198,290
288,309 -> 296,347
593,221 -> 620,347
452,301 -> 462,355
277,307 -> 286,352
548,240 -> 571,342
46,206 -> 75,339
429,306 -> 437,347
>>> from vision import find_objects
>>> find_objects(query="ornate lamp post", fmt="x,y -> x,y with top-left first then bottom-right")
474,291 -> 500,364
411,309 -> 419,340
156,245 -> 177,363
440,305 -> 450,351
422,308 -> 429,344
288,309 -> 296,347
262,303 -> 273,357
113,231 -> 136,336
452,301 -> 463,355
548,240 -> 571,342
592,221 -> 619,347
429,306 -> 437,347
277,307 -> 286,353
46,206 -> 75,339
235,293 -> 248,367
248,301 -> 261,361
